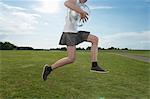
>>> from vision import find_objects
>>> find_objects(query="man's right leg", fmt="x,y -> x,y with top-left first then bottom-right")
42,46 -> 76,81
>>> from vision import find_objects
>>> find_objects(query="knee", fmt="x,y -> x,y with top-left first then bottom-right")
67,57 -> 76,63
92,36 -> 99,45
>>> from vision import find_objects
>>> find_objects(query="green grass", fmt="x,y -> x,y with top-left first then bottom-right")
0,50 -> 149,99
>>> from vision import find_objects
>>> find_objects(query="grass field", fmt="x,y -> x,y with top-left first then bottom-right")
0,50 -> 149,99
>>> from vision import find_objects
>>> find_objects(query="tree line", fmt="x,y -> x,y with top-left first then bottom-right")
0,41 -> 128,50
0,42 -> 17,50
0,42 -> 33,50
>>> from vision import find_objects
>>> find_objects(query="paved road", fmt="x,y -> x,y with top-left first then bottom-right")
110,52 -> 150,63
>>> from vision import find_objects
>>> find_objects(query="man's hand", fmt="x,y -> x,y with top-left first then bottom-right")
80,11 -> 89,23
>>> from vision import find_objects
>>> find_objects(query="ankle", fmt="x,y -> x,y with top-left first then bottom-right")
50,64 -> 55,70
47,64 -> 53,70
47,66 -> 53,71
92,62 -> 98,67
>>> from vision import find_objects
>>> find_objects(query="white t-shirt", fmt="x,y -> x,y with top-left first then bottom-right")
63,1 -> 80,33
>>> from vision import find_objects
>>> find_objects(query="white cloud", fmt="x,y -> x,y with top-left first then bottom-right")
44,22 -> 49,25
33,0 -> 61,14
90,5 -> 113,10
101,31 -> 150,49
0,2 -> 41,35
0,2 -> 26,12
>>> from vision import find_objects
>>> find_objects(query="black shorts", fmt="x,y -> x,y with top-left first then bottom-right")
59,31 -> 90,46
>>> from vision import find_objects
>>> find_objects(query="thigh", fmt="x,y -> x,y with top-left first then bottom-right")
67,46 -> 76,58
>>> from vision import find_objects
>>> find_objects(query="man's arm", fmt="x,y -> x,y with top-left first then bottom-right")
64,0 -> 88,22
64,0 -> 83,14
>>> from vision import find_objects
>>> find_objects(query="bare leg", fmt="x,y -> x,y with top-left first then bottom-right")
50,46 -> 76,69
86,34 -> 108,73
42,46 -> 76,81
87,34 -> 99,62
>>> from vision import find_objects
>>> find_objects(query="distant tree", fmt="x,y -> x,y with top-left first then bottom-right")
56,48 -> 61,50
98,47 -> 105,50
122,48 -> 128,50
86,46 -> 91,50
16,47 -> 33,50
108,47 -> 115,50
0,42 -> 17,50
102,48 -> 105,50
0,42 -> 3,49
60,47 -> 67,51
76,47 -> 85,50
34,49 -> 44,51
98,47 -> 101,50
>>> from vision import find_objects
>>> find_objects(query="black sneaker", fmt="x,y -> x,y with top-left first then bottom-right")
90,66 -> 109,74
42,64 -> 52,81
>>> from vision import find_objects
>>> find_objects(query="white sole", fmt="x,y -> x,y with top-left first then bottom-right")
90,70 -> 109,74
41,64 -> 48,80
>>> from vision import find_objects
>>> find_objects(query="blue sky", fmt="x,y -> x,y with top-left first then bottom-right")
0,0 -> 149,49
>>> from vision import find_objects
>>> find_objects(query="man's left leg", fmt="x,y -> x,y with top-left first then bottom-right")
86,34 -> 108,73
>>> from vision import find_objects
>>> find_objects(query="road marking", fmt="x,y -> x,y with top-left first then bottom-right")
110,52 -> 150,63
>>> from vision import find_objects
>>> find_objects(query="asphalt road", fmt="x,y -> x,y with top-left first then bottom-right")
110,52 -> 150,63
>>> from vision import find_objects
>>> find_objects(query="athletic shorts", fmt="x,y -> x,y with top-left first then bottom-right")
59,31 -> 90,46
